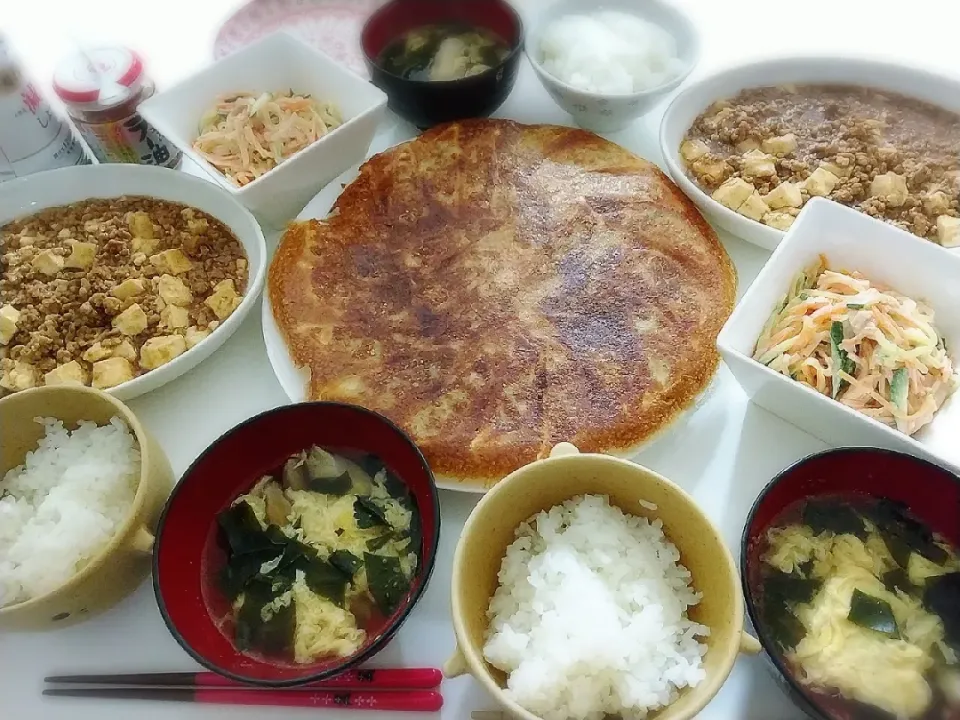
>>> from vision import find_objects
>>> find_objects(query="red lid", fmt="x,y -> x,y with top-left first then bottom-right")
53,47 -> 144,106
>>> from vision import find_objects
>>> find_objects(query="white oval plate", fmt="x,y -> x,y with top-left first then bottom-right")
262,162 -> 361,407
0,164 -> 267,401
262,155 -> 720,492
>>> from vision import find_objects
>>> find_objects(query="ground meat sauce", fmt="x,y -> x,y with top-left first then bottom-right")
681,84 -> 960,244
0,197 -> 248,394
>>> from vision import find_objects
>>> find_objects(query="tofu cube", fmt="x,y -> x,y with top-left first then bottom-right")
737,192 -> 771,222
112,340 -> 137,362
158,274 -> 193,306
819,160 -> 852,178
111,278 -> 145,301
82,342 -> 113,363
741,149 -> 777,178
205,279 -> 241,320
692,157 -> 732,185
187,218 -> 208,235
64,240 -> 97,269
936,215 -> 960,247
763,182 -> 803,210
679,139 -> 709,162
140,335 -> 187,370
0,361 -> 38,391
113,303 -> 149,336
150,249 -> 193,275
132,236 -> 159,255
32,249 -> 64,276
185,326 -> 211,349
92,357 -> 135,389
128,211 -> 155,239
0,305 -> 20,345
44,360 -> 87,387
160,303 -> 189,330
712,177 -> 755,211
804,167 -> 840,197
762,212 -> 796,231
924,190 -> 952,215
877,145 -> 899,162
869,171 -> 908,207
761,133 -> 798,156
736,138 -> 760,153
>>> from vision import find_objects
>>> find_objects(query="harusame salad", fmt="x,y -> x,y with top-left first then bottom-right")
193,90 -> 342,187
754,255 -> 958,436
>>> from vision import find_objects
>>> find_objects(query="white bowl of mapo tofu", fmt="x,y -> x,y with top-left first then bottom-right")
0,165 -> 266,400
659,57 -> 960,250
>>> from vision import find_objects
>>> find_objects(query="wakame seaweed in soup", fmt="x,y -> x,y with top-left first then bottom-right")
377,24 -> 510,82
756,494 -> 960,720
210,446 -> 420,664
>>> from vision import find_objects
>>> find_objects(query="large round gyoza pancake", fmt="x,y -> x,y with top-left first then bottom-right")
269,119 -> 736,488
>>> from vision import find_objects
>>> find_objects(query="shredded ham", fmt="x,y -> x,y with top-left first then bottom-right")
754,254 -> 958,436
192,91 -> 342,187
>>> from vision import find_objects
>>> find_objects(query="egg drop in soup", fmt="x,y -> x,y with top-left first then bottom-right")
204,446 -> 421,665
754,494 -> 960,720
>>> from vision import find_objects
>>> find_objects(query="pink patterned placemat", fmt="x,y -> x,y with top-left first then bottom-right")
214,0 -> 385,77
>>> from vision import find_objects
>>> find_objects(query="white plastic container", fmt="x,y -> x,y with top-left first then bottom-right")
717,197 -> 960,473
139,31 -> 387,228
0,36 -> 89,183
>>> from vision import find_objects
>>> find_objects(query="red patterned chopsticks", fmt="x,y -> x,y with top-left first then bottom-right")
43,667 -> 444,712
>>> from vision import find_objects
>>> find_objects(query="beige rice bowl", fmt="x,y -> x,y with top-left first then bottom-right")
0,416 -> 139,607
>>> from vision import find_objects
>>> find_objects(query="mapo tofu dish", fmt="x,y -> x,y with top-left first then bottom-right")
0,197 -> 247,394
680,85 -> 960,245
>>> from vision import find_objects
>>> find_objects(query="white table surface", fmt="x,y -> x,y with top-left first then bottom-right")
3,1 -> 960,718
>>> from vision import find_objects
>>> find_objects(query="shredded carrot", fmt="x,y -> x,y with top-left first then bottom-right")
192,90 -> 342,187
754,254 -> 957,436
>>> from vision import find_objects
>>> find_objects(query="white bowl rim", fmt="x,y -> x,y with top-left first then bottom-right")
0,163 -> 267,399
658,54 -> 960,248
522,0 -> 702,100
139,30 -> 388,198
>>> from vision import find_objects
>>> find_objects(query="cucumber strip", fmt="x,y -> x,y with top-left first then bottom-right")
891,367 -> 909,413
831,321 -> 848,399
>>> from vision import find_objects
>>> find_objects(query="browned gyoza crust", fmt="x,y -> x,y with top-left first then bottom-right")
269,119 -> 737,487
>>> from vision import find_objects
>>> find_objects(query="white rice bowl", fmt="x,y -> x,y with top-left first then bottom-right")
0,416 -> 140,607
483,494 -> 708,720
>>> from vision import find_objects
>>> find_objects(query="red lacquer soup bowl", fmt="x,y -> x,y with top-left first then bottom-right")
740,447 -> 960,719
153,402 -> 441,686
361,0 -> 524,129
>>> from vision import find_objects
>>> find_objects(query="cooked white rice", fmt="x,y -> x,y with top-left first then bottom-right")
540,11 -> 685,95
483,494 -> 708,720
0,417 -> 139,607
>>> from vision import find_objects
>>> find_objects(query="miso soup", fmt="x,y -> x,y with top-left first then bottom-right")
378,23 -> 510,82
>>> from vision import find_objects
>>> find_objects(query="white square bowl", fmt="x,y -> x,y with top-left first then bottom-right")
140,31 -> 387,227
718,197 -> 960,472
